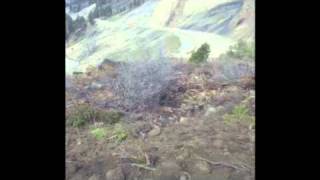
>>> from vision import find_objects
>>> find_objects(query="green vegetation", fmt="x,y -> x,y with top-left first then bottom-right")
92,5 -> 112,19
223,104 -> 255,125
73,16 -> 87,31
98,110 -> 123,125
189,43 -> 210,64
88,11 -> 95,25
66,15 -> 87,40
66,104 -> 123,128
66,104 -> 96,127
226,40 -> 254,59
66,14 -> 74,39
114,123 -> 128,143
90,127 -> 107,140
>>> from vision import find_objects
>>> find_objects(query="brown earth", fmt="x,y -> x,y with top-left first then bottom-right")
66,60 -> 255,180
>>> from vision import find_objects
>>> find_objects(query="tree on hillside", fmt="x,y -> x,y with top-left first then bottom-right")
100,6 -> 112,17
226,40 -> 255,59
189,43 -> 210,64
66,14 -> 74,39
88,11 -> 95,25
73,16 -> 87,32
88,0 -> 96,5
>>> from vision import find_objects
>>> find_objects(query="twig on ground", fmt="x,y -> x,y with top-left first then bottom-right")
66,160 -> 85,164
130,163 -> 156,171
194,154 -> 242,171
106,135 -> 117,140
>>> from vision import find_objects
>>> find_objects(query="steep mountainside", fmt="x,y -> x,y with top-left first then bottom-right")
66,0 -> 254,75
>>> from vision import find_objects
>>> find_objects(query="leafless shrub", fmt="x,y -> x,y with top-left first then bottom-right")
211,60 -> 254,82
112,58 -> 174,111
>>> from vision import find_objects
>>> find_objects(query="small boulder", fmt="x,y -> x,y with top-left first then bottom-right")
148,126 -> 161,137
180,175 -> 187,180
179,117 -> 189,124
91,82 -> 103,89
204,107 -> 217,117
88,175 -> 98,180
194,161 -> 211,174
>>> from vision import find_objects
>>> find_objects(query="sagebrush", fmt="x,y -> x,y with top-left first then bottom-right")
213,61 -> 254,82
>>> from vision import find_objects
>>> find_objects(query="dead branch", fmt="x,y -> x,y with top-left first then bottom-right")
130,163 -> 156,171
194,155 -> 242,171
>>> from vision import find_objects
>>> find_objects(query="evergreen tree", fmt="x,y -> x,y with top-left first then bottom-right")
74,16 -> 87,31
66,14 -> 74,39
189,43 -> 210,64
88,11 -> 95,25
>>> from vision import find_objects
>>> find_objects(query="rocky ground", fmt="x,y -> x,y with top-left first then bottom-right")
66,59 -> 255,180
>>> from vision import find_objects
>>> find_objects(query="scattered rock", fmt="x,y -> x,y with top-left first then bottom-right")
91,82 -> 103,89
148,126 -> 161,137
209,90 -> 217,96
158,116 -> 171,126
88,175 -> 98,180
176,151 -> 190,162
194,161 -> 211,174
168,116 -> 176,122
204,107 -> 217,116
179,117 -> 189,124
180,171 -> 191,180
179,175 -> 187,180
159,106 -> 174,113
105,167 -> 125,180
216,106 -> 224,112
225,86 -> 239,93
133,123 -> 153,138
93,122 -> 104,127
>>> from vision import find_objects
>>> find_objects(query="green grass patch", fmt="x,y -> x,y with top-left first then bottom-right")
90,127 -> 108,140
223,104 -> 255,125
66,104 -> 123,128
113,123 -> 128,143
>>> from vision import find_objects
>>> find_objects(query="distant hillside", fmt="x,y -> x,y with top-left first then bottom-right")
66,0 -> 255,75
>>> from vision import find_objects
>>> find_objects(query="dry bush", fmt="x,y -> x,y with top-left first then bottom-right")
210,60 -> 254,83
112,58 -> 174,111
